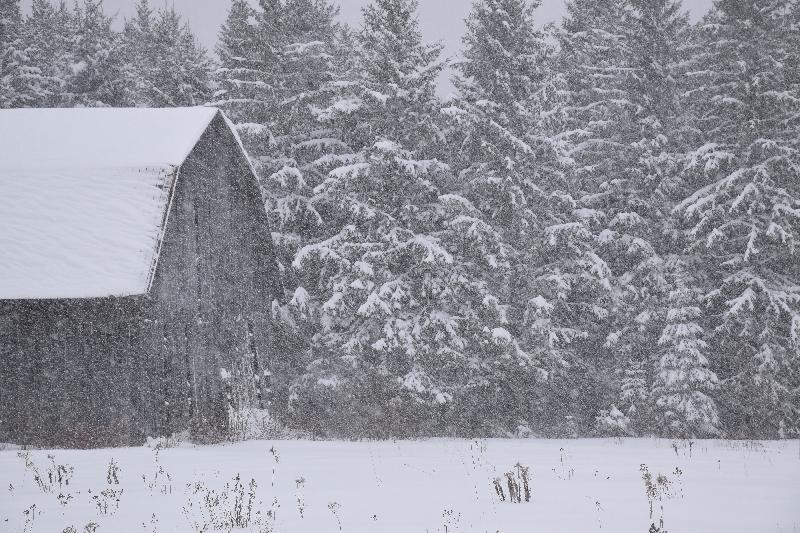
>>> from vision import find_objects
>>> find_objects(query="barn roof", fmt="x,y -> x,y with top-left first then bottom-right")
0,107 -> 226,300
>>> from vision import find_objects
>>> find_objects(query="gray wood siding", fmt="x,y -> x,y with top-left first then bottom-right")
149,113 -> 282,440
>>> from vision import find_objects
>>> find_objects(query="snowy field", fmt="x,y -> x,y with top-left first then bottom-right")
1,439 -> 798,533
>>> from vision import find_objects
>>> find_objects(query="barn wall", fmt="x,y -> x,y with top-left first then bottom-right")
147,113 -> 283,441
0,297 -> 149,448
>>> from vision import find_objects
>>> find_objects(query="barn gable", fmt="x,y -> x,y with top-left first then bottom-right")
0,107 -> 227,300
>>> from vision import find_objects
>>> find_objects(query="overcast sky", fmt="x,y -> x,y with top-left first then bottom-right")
21,0 -> 715,96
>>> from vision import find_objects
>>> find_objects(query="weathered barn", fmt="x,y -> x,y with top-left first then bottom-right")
0,108 -> 283,448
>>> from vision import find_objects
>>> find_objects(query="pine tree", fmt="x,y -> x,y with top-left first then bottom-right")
556,0 -> 647,433
558,0 -> 636,198
214,0 -> 291,243
652,257 -> 720,437
626,0 -> 690,213
447,0 -> 614,435
213,0 -> 279,129
266,0 -> 347,290
63,0 -> 131,107
557,0 -> 697,436
448,0 -> 551,431
22,0 -> 72,107
0,0 -> 22,107
147,5 -> 211,106
0,0 -> 40,107
122,0 -> 156,103
606,0 -> 692,436
449,0 -> 557,286
288,0 -> 534,437
676,0 -> 800,438
452,0 -> 558,240
528,205 -> 616,435
262,0 -> 355,427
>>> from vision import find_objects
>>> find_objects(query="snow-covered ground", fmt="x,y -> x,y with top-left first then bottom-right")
1,438 -> 798,533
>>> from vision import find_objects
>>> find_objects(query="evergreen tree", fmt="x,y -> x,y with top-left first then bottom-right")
626,0 -> 691,213
532,194 -> 614,435
22,0 -> 72,107
343,0 -> 444,152
214,0 -> 275,126
652,257 -> 721,437
557,0 -> 695,436
288,0 -> 534,437
448,0 -> 553,432
63,0 -> 131,107
556,0 -> 645,433
266,0 -> 347,289
675,0 -> 800,438
264,0 -> 355,427
146,5 -> 211,106
609,0 -> 692,435
0,0 -> 39,107
449,0 -> 556,285
452,0 -> 558,239
557,0 -> 636,197
448,0 -> 615,435
124,0 -> 213,107
122,0 -> 155,103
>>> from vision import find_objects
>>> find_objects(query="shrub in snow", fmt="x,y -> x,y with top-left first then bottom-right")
595,405 -> 633,437
492,462 -> 532,504
60,524 -> 99,533
145,431 -> 190,450
184,474 -> 266,532
640,463 -> 683,533
227,408 -> 288,442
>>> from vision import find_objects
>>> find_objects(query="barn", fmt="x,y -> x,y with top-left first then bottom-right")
0,107 -> 283,448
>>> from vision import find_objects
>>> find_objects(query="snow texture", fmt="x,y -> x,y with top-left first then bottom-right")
0,107 -> 219,299
0,439 -> 798,532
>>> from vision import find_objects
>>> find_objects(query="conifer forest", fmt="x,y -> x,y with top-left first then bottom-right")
2,0 -> 800,443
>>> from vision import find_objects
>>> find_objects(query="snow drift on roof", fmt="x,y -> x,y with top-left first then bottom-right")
0,107 -> 220,300
1,107 -> 219,169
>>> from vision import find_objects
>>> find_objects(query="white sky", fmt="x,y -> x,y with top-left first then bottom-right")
21,0 -> 715,96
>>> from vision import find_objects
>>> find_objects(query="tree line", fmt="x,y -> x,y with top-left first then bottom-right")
2,0 -> 799,440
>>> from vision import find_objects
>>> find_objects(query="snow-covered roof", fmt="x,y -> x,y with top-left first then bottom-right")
0,107 -> 221,300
